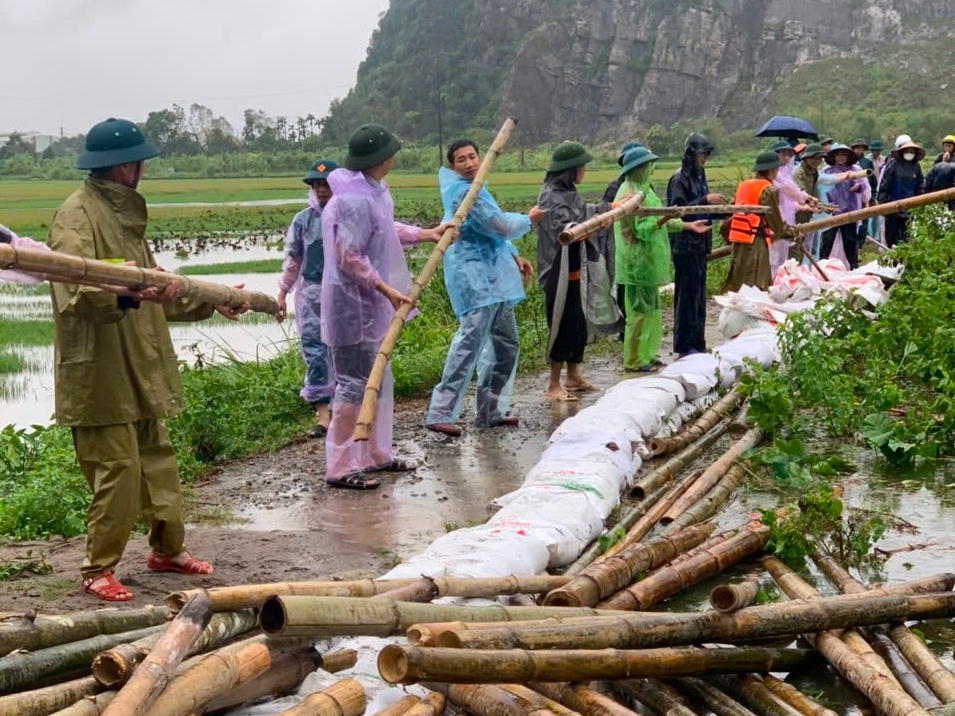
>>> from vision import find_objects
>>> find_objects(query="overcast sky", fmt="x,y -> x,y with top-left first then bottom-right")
0,0 -> 390,136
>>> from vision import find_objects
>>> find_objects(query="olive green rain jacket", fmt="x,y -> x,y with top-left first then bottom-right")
47,177 -> 214,426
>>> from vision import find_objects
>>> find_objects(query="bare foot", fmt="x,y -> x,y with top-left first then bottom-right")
565,379 -> 598,392
545,387 -> 579,402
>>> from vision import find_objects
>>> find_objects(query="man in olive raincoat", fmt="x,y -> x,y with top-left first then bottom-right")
48,118 -> 245,602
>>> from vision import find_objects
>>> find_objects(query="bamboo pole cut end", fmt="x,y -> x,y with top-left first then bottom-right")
377,645 -> 409,684
541,589 -> 582,608
434,631 -> 466,649
709,584 -> 741,613
164,589 -> 204,614
406,625 -> 430,646
259,596 -> 288,635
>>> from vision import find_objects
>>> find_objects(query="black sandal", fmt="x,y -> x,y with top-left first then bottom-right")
372,458 -> 417,472
306,423 -> 328,439
325,473 -> 380,490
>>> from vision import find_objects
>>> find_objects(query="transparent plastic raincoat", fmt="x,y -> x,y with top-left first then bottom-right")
613,163 -> 679,370
426,167 -> 528,427
0,224 -> 49,283
278,191 -> 332,404
320,168 -> 422,479
770,157 -> 812,275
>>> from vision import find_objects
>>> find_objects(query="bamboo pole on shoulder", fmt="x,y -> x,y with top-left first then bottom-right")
794,187 -> 955,235
0,244 -> 278,314
763,556 -> 931,716
649,390 -> 744,457
543,524 -> 715,607
354,117 -> 517,440
558,192 -> 645,245
810,545 -> 955,704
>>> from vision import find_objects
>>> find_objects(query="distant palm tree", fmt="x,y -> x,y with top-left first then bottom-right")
297,117 -> 308,143
306,114 -> 316,136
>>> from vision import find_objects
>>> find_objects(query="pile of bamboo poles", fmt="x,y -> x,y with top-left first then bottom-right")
5,382 -> 955,716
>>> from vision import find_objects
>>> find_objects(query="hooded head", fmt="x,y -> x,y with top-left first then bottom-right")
683,133 -> 713,172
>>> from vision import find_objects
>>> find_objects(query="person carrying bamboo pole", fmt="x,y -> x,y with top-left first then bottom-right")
866,139 -> 887,244
321,124 -> 450,488
536,141 -> 619,402
722,151 -> 799,293
603,141 -> 642,341
614,146 -> 709,372
851,139 -> 875,245
666,132 -> 727,359
821,143 -> 870,269
924,160 -> 955,211
48,118 -> 250,602
768,140 -> 819,275
791,143 -> 832,261
424,139 -> 541,435
878,138 -> 925,247
276,159 -> 338,439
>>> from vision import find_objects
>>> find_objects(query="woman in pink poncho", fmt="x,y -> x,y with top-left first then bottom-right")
320,124 -> 450,490
768,141 -> 820,276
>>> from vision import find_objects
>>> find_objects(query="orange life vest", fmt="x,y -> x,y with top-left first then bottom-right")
728,179 -> 773,245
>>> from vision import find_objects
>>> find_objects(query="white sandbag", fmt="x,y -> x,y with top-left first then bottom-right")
604,375 -> 687,404
546,405 -> 642,445
540,431 -> 634,475
659,355 -> 720,399
506,459 -> 626,513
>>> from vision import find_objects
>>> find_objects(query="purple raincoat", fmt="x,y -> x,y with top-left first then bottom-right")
823,163 -> 869,215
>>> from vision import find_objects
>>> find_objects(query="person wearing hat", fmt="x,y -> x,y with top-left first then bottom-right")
866,139 -> 887,244
666,132 -> 727,358
320,123 -> 450,488
425,139 -> 541,434
850,139 -> 875,245
535,141 -> 619,401
791,143 -> 830,259
821,143 -> 870,268
924,159 -> 955,211
934,135 -> 955,165
819,136 -> 834,153
48,118 -> 247,601
877,138 -> 925,247
602,141 -> 643,341
768,140 -> 820,275
723,151 -> 799,292
614,146 -> 709,371
275,159 -> 338,438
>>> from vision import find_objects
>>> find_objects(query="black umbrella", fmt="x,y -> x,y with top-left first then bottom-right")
755,116 -> 819,140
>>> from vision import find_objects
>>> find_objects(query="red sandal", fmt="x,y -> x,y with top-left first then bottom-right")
147,551 -> 214,575
82,571 -> 133,602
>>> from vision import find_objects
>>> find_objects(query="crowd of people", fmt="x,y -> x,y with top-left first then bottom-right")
3,117 -> 953,600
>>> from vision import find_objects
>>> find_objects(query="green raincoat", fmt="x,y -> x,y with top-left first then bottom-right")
613,164 -> 681,370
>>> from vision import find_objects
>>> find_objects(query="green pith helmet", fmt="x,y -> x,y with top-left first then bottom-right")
753,151 -> 782,172
800,143 -> 826,159
617,141 -> 642,166
869,139 -> 884,151
850,138 -> 869,150
769,140 -> 793,153
344,124 -> 402,171
303,159 -> 338,184
75,118 -> 159,170
819,135 -> 834,145
618,146 -> 659,178
548,141 -> 594,173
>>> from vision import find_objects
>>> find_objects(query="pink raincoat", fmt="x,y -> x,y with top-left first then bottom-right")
319,169 -> 422,479
0,224 -> 50,283
770,158 -> 812,275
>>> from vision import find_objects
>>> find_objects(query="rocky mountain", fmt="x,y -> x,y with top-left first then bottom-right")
320,0 -> 955,144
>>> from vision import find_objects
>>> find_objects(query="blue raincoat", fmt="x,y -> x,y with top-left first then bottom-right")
439,167 -> 529,317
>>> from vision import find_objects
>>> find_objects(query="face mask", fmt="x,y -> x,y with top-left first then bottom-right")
902,152 -> 916,162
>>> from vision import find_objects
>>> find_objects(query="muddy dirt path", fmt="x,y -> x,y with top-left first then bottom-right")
0,304 -> 725,613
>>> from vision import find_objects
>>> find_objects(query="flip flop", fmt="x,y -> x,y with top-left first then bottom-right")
326,472 -> 380,490
565,380 -> 598,393
147,551 -> 214,575
306,423 -> 328,439
373,458 -> 417,472
427,423 -> 462,437
490,415 -> 519,427
82,572 -> 133,602
546,389 -> 579,403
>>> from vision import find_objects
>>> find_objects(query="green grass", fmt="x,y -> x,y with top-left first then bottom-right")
0,318 -> 54,346
179,259 -> 283,275
0,352 -> 23,374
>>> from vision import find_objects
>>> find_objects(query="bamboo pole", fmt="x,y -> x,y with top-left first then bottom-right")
273,678 -> 366,716
673,678 -> 757,716
865,631 -> 940,707
597,523 -> 770,610
810,545 -> 955,704
198,648 -> 323,714
377,644 -> 818,684
261,594 -> 623,637
631,423 -> 729,500
0,625 -> 163,695
394,693 -> 447,716
101,594 -> 212,716
649,390 -> 744,457
706,675 -> 804,716
425,682 -> 564,716
367,695 -> 422,716
543,524 -> 716,607
165,574 -> 571,613
432,577 -> 955,651
498,686 -> 581,716
530,682 -> 640,716
831,169 -> 873,181
558,192 -> 645,245
794,187 -> 955,235
710,574 -> 761,613
51,692 -> 117,716
708,245 -> 733,261
354,116 -> 517,441
635,205 -> 770,218
760,675 -> 838,716
563,483 -> 670,575
0,607 -> 167,658
661,463 -> 747,536
139,642 -> 270,716
0,676 -> 102,716
92,610 -> 257,688
617,679 -> 697,716
660,429 -> 763,525
764,556 -> 931,716
0,244 -> 277,314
